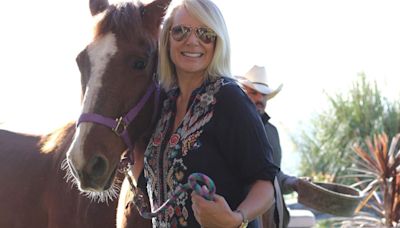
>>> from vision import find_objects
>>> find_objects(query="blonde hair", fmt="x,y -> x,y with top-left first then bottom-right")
158,0 -> 232,90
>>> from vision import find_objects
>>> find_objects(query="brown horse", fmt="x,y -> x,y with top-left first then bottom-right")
0,124 -> 121,227
0,0 -> 168,227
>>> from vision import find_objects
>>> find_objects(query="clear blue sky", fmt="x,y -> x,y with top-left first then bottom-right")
1,0 -> 399,175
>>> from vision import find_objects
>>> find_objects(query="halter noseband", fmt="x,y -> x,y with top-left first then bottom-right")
76,80 -> 160,152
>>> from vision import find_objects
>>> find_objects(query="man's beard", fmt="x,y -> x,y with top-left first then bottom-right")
255,102 -> 265,114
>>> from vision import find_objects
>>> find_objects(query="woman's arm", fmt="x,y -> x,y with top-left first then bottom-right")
236,180 -> 275,222
191,179 -> 275,228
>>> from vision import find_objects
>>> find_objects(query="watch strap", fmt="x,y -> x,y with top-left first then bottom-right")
235,209 -> 249,228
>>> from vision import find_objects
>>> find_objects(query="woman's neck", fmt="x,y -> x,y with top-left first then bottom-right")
172,72 -> 205,132
176,71 -> 206,99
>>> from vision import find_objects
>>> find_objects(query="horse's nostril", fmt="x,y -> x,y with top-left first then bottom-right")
87,155 -> 108,179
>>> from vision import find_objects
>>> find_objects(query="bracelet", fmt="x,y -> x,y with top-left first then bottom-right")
235,209 -> 249,228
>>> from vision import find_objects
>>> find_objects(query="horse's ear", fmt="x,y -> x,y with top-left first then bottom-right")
142,0 -> 171,34
90,0 -> 109,16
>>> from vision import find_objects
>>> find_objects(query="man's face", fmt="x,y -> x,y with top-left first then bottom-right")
243,85 -> 268,114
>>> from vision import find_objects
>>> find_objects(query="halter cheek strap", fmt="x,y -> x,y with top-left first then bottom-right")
77,81 -> 160,152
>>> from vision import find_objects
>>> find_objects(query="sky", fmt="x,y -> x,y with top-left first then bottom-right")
1,0 -> 399,175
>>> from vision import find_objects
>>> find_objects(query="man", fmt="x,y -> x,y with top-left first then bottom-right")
237,65 -> 300,228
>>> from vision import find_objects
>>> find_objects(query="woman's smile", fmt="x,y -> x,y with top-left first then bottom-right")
181,51 -> 204,58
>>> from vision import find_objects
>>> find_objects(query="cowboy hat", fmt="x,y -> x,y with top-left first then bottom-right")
236,65 -> 283,100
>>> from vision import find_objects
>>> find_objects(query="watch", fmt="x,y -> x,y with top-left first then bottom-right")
235,209 -> 249,228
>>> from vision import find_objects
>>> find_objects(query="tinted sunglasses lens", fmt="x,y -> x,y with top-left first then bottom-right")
196,28 -> 216,44
171,26 -> 189,41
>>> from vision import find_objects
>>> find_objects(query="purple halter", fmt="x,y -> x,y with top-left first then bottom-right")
77,81 -> 160,152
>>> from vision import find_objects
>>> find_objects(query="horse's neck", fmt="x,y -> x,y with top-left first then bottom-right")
145,89 -> 167,139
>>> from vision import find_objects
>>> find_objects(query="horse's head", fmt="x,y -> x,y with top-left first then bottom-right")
66,0 -> 170,201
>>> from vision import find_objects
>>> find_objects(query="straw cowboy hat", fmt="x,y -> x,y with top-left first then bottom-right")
236,65 -> 283,100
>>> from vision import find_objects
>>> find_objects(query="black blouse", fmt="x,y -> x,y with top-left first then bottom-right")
144,77 -> 278,228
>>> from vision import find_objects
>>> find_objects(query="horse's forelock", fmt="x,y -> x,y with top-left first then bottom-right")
94,2 -> 146,41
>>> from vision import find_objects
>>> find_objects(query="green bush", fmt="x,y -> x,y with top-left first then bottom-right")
295,74 -> 400,184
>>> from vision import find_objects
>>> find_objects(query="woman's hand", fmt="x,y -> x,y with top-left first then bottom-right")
191,180 -> 273,227
191,189 -> 242,228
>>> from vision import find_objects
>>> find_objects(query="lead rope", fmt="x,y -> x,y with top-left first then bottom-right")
120,162 -> 215,219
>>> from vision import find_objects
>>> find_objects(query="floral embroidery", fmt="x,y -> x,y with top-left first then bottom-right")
199,92 -> 214,106
179,217 -> 188,226
182,131 -> 201,156
144,78 -> 227,227
153,133 -> 162,146
167,205 -> 175,218
175,206 -> 182,216
169,133 -> 180,147
175,170 -> 184,181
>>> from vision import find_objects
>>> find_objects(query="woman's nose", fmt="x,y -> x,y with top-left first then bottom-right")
185,30 -> 200,45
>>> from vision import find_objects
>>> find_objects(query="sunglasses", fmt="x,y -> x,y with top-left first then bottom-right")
170,25 -> 217,44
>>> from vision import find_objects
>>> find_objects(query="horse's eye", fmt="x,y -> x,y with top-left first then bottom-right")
131,60 -> 146,70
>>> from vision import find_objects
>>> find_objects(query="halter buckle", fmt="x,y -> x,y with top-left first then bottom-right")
113,117 -> 127,136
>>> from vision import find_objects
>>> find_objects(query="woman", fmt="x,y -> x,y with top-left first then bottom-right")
142,0 -> 279,227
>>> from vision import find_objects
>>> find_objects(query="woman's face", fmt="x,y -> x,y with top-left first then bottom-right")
169,7 -> 216,77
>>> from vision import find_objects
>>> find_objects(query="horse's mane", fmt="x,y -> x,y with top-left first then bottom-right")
94,2 -> 148,40
39,122 -> 75,154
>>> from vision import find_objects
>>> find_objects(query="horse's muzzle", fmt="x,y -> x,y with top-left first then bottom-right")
68,154 -> 115,192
